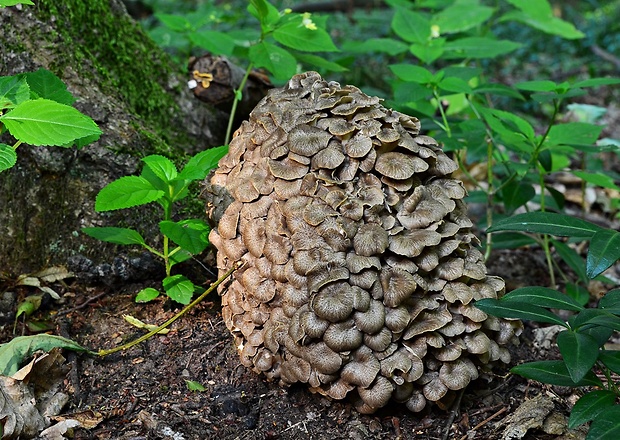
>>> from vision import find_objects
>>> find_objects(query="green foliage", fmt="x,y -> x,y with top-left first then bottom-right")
0,68 -> 101,172
83,147 -> 227,304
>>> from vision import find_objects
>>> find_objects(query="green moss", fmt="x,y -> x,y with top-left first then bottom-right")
34,0 -> 190,153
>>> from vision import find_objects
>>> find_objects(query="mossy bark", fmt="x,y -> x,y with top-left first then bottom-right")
0,0 -> 227,276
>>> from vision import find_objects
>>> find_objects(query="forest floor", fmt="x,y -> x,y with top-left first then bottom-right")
2,243 -> 616,440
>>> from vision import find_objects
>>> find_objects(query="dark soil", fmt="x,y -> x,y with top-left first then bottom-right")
2,244 -> 610,440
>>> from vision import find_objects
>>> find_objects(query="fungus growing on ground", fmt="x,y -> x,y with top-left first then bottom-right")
203,72 -> 522,414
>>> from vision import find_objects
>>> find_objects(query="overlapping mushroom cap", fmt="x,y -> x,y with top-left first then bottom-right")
204,72 -> 521,414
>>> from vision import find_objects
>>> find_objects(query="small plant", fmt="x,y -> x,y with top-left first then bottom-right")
476,211 -> 620,439
83,147 -> 227,304
0,68 -> 101,173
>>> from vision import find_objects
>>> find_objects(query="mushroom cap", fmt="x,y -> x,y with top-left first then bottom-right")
205,71 -> 519,415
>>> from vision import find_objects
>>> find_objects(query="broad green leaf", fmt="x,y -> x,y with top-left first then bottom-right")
598,351 -> 620,375
169,249 -> 193,267
480,107 -> 535,141
176,146 -> 229,181
587,406 -> 620,440
502,0 -> 584,39
552,239 -> 588,283
511,360 -> 602,387
599,289 -> 620,310
0,143 -> 17,172
163,275 -> 195,304
0,0 -> 35,5
249,41 -> 297,81
409,41 -> 444,64
474,299 -> 566,326
294,53 -> 348,73
557,330 -> 599,382
565,283 -> 590,307
22,68 -> 74,105
432,3 -> 494,34
273,21 -> 338,52
438,77 -> 472,94
82,227 -> 146,246
581,325 -> 613,347
248,0 -> 280,29
0,75 -> 30,106
546,122 -> 602,147
473,83 -> 524,100
587,229 -> 620,279
578,313 -> 620,333
501,180 -> 535,213
186,380 -> 206,391
135,287 -> 160,303
501,286 -> 584,312
567,103 -> 607,123
389,64 -> 434,84
0,99 -> 101,146
189,31 -> 236,57
142,155 -> 178,183
155,13 -> 192,32
95,176 -> 164,212
0,335 -> 89,376
568,390 -> 617,429
572,78 -> 620,89
573,171 -> 620,191
393,82 -> 433,103
514,80 -> 557,92
341,38 -> 408,56
442,37 -> 521,59
391,7 -> 431,44
487,212 -> 602,238
484,232 -> 537,250
159,219 -> 210,255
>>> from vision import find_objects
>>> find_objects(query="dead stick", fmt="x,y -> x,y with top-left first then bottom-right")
458,406 -> 508,440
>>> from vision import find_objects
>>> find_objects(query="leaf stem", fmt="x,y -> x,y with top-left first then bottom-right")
224,62 -> 255,145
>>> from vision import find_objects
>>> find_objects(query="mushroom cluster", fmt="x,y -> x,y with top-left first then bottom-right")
204,72 -> 521,413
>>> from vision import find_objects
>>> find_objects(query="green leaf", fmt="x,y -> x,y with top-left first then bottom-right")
0,99 -> 101,146
135,287 -> 160,303
95,176 -> 164,212
0,75 -> 30,106
599,289 -> 620,310
572,78 -> 620,89
82,227 -> 146,246
389,64 -> 434,84
557,330 -> 599,382
273,21 -> 338,52
443,37 -> 521,59
294,53 -> 348,73
155,13 -> 192,32
432,3 -> 494,34
0,0 -> 35,5
0,335 -> 88,376
22,68 -> 75,105
552,239 -> 588,283
0,143 -> 17,172
474,299 -> 566,326
587,229 -> 620,279
501,286 -> 584,312
573,171 -> 620,191
185,380 -> 207,392
511,360 -> 602,387
341,38 -> 408,56
169,249 -> 193,267
160,219 -> 210,255
142,155 -> 178,183
598,351 -> 620,375
163,275 -> 195,305
248,0 -> 280,29
480,107 -> 535,141
501,180 -> 535,213
565,283 -> 590,307
487,212 -> 602,238
587,406 -> 620,440
189,30 -> 236,56
514,80 -> 557,92
546,122 -> 603,147
409,41 -> 445,64
581,325 -> 613,347
568,390 -> 617,429
176,146 -> 228,181
484,232 -> 537,250
473,83 -> 524,100
249,41 -> 297,81
391,7 -> 431,44
502,0 -> 584,39
438,77 -> 472,94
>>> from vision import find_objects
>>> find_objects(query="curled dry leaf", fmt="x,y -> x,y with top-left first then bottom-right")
203,72 -> 522,414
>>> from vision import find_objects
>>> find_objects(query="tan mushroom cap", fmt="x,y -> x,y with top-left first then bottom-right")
205,71 -> 520,415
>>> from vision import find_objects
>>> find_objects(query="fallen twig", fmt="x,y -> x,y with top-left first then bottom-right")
458,406 -> 508,440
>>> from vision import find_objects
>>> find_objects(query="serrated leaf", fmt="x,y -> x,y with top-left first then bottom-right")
273,21 -> 338,53
169,249 -> 193,267
163,275 -> 195,305
443,37 -> 521,59
185,380 -> 206,392
82,227 -> 146,246
511,360 -> 602,387
249,41 -> 297,81
142,155 -> 178,183
0,143 -> 17,172
0,99 -> 101,146
177,146 -> 228,181
557,330 -> 599,382
501,286 -> 584,312
586,406 -> 620,440
95,176 -> 164,211
0,335 -> 88,376
487,212 -> 602,238
569,390 -> 617,429
135,287 -> 160,303
0,75 -> 30,106
475,299 -> 566,326
22,68 -> 75,105
160,219 -> 209,255
391,7 -> 430,44
586,229 -> 620,279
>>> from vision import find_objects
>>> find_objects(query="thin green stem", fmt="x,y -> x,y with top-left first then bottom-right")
12,140 -> 22,150
224,62 -> 255,145
97,261 -> 243,357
